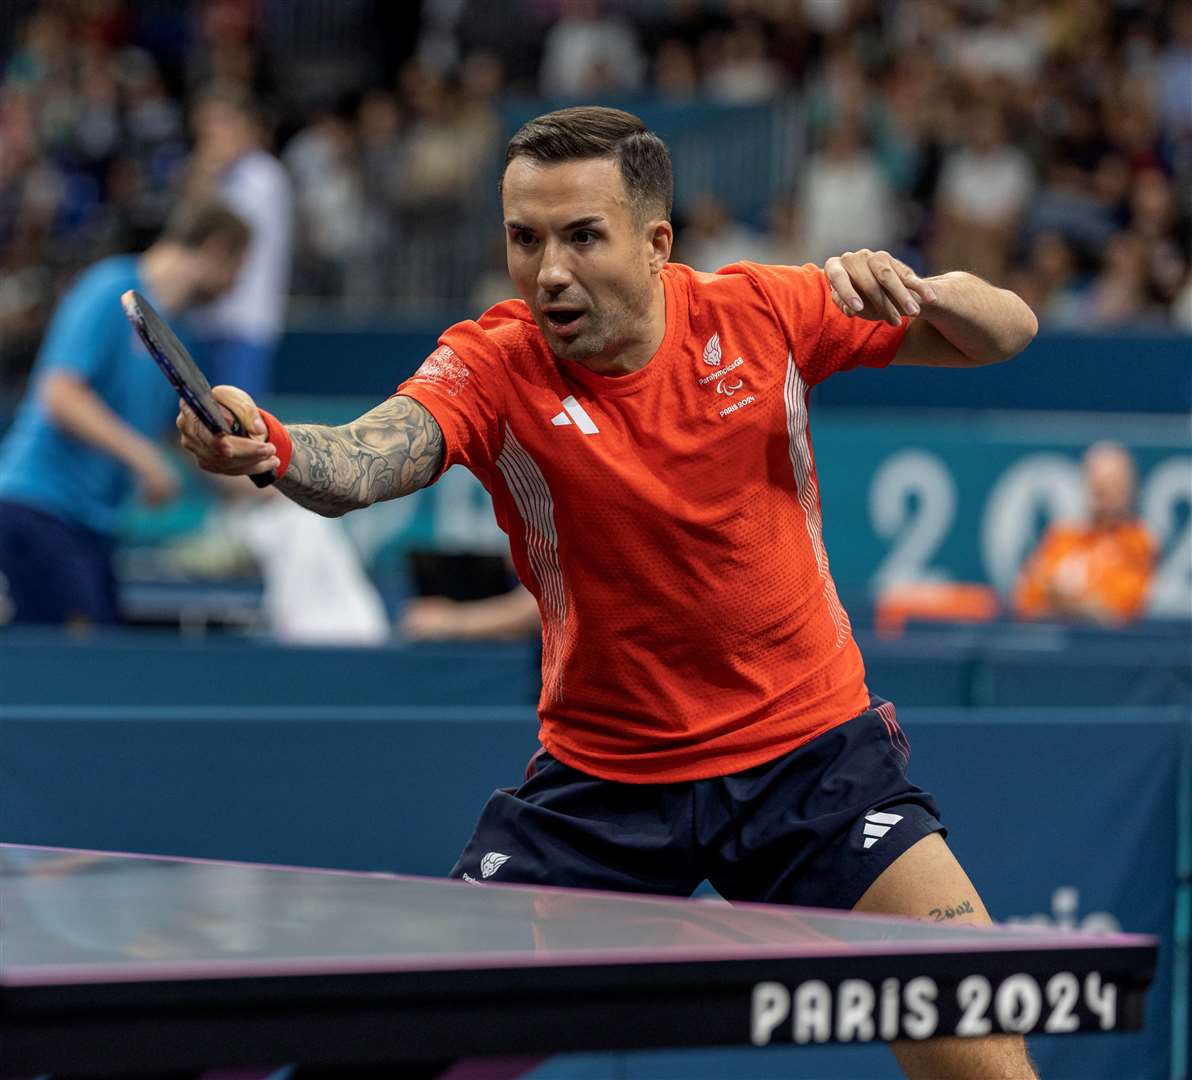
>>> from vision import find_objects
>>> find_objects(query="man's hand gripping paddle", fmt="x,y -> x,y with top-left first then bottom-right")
121,289 -> 275,488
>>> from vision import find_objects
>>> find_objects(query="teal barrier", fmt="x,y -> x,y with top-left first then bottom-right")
0,701 -> 1186,1080
119,398 -> 1192,615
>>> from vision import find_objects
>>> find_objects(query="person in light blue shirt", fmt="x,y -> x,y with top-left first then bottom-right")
0,200 -> 250,625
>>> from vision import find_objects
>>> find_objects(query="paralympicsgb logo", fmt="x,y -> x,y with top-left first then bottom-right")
703,333 -> 723,367
699,330 -> 755,416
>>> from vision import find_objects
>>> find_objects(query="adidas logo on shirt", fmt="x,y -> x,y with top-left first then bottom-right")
550,395 -> 599,434
862,810 -> 903,850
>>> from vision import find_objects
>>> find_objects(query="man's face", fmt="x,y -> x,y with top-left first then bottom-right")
502,156 -> 664,366
194,101 -> 255,167
1084,446 -> 1135,526
184,239 -> 245,307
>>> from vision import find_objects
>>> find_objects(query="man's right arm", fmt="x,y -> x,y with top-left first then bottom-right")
177,389 -> 444,517
42,370 -> 179,505
276,395 -> 444,517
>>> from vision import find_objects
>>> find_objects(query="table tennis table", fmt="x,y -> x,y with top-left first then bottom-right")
0,844 -> 1157,1078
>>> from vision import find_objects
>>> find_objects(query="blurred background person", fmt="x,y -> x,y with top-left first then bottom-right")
702,17 -> 784,105
1007,230 -> 1086,328
283,95 -> 370,302
184,84 -> 291,402
237,493 -> 390,646
1158,1 -> 1192,167
387,55 -> 501,309
402,583 -> 540,643
675,191 -> 769,271
793,112 -> 899,267
537,0 -> 645,100
181,81 -> 387,644
1080,230 -> 1164,327
0,199 -> 248,626
930,105 -> 1034,286
1014,442 -> 1156,626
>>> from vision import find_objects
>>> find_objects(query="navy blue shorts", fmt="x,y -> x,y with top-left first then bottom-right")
450,698 -> 944,910
0,500 -> 119,625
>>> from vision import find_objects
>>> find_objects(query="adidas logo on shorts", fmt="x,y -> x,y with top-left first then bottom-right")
862,811 -> 903,850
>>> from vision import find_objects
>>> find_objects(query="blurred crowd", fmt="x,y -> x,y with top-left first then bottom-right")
2,0 -> 1191,387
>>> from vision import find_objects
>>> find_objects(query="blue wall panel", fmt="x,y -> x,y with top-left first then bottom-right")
1,700 -> 1185,1080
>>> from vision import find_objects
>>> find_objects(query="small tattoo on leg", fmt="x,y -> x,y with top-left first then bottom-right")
928,898 -> 975,922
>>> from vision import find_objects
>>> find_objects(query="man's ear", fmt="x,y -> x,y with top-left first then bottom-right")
648,218 -> 673,272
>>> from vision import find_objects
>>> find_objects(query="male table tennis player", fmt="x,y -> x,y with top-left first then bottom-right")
0,200 -> 249,625
179,107 -> 1039,1079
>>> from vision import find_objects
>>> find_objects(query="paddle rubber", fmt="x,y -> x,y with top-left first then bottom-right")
122,289 -> 275,488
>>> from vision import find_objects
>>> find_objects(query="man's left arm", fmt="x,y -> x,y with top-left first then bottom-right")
823,250 -> 1038,367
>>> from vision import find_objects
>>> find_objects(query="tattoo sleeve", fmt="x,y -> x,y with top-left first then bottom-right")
274,395 -> 445,517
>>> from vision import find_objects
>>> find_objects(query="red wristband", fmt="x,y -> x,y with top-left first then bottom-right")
258,408 -> 293,479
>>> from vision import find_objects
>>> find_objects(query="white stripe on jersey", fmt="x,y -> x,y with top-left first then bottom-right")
784,352 -> 850,647
497,428 -> 567,703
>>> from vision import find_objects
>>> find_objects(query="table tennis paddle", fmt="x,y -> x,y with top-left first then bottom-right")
121,289 -> 275,488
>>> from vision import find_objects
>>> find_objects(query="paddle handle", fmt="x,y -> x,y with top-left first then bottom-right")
227,413 -> 277,488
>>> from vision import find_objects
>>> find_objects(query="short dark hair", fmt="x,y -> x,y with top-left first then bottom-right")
501,106 -> 673,221
160,199 -> 251,254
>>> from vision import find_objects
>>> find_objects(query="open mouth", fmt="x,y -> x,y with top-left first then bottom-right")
544,309 -> 586,335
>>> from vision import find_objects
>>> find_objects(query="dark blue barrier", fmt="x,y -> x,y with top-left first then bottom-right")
856,623 -> 1192,709
0,700 -> 1186,1080
273,319 -> 1192,413
817,329 -> 1192,413
0,630 -> 541,707
270,317 -> 441,399
2,626 -> 1186,709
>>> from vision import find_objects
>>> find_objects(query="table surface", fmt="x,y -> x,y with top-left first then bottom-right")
0,844 -> 1159,1075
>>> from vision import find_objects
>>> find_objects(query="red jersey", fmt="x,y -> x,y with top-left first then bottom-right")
398,261 -> 907,782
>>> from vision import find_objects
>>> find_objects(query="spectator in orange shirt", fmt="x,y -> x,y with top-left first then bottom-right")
1014,442 -> 1155,624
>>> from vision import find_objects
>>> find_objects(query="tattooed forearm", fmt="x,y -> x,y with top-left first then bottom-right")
274,395 -> 444,516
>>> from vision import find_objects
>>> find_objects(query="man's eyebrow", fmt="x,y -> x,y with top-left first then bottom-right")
504,215 -> 606,232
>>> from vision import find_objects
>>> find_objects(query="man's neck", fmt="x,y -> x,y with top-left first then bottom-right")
576,274 -> 667,377
138,248 -> 188,314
